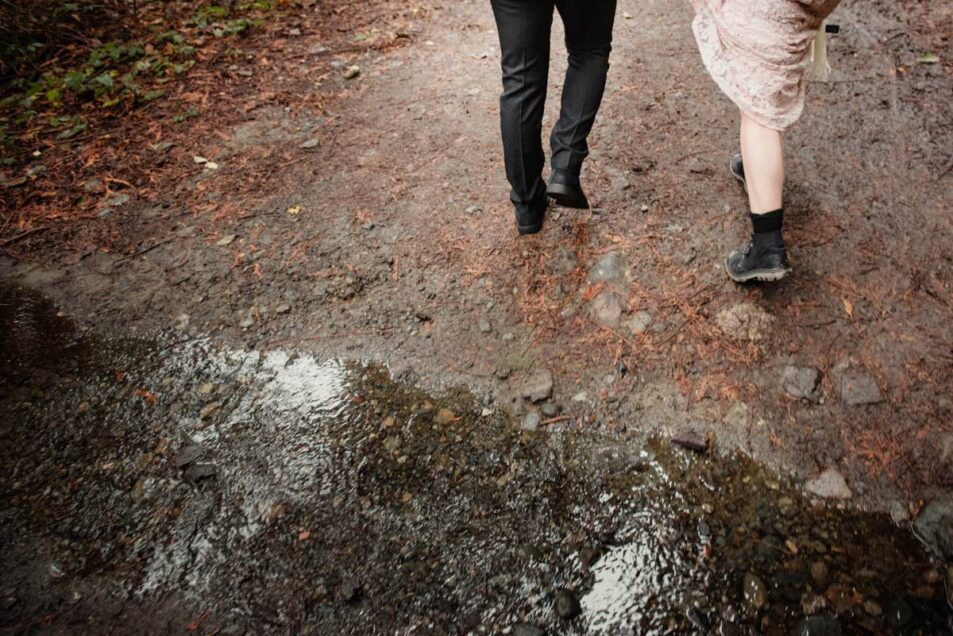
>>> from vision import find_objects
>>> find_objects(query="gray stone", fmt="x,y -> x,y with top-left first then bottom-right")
519,369 -> 553,403
587,251 -> 626,283
512,624 -> 544,636
589,291 -> 624,328
912,496 -> 953,560
783,366 -> 821,402
625,310 -> 652,335
743,573 -> 767,612
804,468 -> 852,499
478,318 -> 492,334
554,588 -> 581,619
540,402 -> 560,418
716,303 -> 773,341
547,246 -> 577,275
383,436 -> 401,453
174,444 -> 203,468
183,463 -> 217,483
521,412 -> 541,432
837,370 -> 882,406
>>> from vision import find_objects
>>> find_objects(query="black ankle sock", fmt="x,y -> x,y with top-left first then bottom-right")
749,208 -> 784,233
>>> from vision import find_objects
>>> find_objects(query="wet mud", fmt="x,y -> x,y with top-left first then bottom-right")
1,286 -> 950,634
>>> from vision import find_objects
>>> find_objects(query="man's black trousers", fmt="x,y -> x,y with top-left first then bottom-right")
490,0 -> 617,212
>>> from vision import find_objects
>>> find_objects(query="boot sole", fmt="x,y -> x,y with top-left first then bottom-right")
547,183 -> 589,209
517,221 -> 543,235
725,259 -> 791,283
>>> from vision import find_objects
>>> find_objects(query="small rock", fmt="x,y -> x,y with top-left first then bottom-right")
795,615 -> 842,636
82,178 -> 104,194
587,251 -> 626,283
274,304 -> 291,314
540,402 -> 560,418
547,246 -> 578,275
216,234 -> 237,246
716,303 -> 773,341
554,588 -> 581,619
804,468 -> 852,499
625,311 -> 652,335
912,495 -> 953,559
478,318 -> 492,334
782,366 -> 821,402
519,369 -> 554,403
863,600 -> 882,617
183,463 -> 216,483
511,624 -> 544,636
465,205 -> 483,214
174,443 -> 203,468
300,138 -> 320,149
336,579 -> 362,604
589,291 -> 624,328
383,436 -> 401,453
672,430 -> 709,453
837,369 -> 883,406
521,412 -> 541,432
495,367 -> 511,380
743,573 -> 767,612
343,65 -> 361,80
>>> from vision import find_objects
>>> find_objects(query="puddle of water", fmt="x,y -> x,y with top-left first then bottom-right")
1,285 -> 950,634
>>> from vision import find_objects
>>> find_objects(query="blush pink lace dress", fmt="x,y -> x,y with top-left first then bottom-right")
691,0 -> 841,131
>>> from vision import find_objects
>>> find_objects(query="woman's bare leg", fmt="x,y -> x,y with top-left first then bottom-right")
740,111 -> 784,213
724,110 -> 791,282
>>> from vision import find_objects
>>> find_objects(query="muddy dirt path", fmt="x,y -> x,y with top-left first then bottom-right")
3,0 -> 950,510
0,0 -> 952,629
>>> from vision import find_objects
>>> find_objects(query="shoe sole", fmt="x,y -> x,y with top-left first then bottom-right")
547,183 -> 589,209
724,258 -> 791,283
729,157 -> 748,193
517,221 -> 543,235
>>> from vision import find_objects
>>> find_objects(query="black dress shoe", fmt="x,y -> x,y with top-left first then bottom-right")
515,199 -> 547,235
547,169 -> 589,209
729,153 -> 747,192
725,233 -> 791,283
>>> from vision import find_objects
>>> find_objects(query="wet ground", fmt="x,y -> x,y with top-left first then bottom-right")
2,285 -> 951,634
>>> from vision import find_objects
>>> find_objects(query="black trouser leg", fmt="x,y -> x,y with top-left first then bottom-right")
551,0 -> 616,176
490,0 -> 553,213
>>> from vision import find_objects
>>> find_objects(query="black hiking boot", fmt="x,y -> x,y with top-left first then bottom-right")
547,169 -> 590,209
729,153 -> 747,191
515,198 -> 547,235
725,232 -> 791,283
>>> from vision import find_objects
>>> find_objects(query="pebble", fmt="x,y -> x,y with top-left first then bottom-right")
672,430 -> 709,453
837,369 -> 883,406
804,468 -> 852,499
465,205 -> 482,214
183,463 -> 216,483
589,291 -> 624,328
343,65 -> 361,80
782,366 -> 821,402
540,402 -> 560,418
478,318 -> 492,334
554,588 -> 581,619
383,436 -> 401,453
174,444 -> 203,468
810,561 -> 829,587
743,573 -> 767,612
511,624 -> 544,636
625,310 -> 652,335
911,495 -> 953,559
715,303 -> 773,341
587,251 -> 626,283
521,412 -> 541,432
495,367 -> 511,380
299,138 -> 320,149
336,579 -> 362,604
434,408 -> 456,425
519,369 -> 554,403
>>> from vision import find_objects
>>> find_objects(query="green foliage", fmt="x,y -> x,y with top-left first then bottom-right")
172,108 -> 200,124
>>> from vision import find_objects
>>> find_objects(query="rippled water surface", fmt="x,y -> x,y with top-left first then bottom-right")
1,285 -> 950,634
